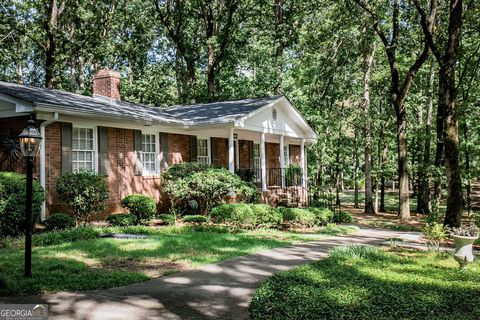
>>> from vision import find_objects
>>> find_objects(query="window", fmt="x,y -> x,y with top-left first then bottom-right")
253,143 -> 260,180
197,138 -> 210,164
142,134 -> 158,174
283,145 -> 289,167
72,127 -> 95,172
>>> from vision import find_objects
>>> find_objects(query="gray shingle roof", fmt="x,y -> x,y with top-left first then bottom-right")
0,81 -> 281,126
164,95 -> 282,124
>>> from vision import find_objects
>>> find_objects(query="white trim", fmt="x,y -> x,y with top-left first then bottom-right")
72,124 -> 98,173
228,128 -> 235,173
260,132 -> 267,191
196,136 -> 211,164
140,130 -> 160,177
279,135 -> 285,188
300,139 -> 306,187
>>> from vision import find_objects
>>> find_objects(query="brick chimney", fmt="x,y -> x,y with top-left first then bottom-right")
93,69 -> 121,100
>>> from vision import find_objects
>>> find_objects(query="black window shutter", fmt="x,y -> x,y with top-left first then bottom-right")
190,135 -> 197,162
61,123 -> 73,173
98,127 -> 110,176
288,144 -> 292,164
134,130 -> 143,176
160,132 -> 169,171
249,141 -> 254,169
210,137 -> 218,167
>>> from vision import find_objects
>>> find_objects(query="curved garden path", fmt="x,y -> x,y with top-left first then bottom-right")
1,227 -> 419,319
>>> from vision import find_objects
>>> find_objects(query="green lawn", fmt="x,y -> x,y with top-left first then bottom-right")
337,191 -> 448,214
250,246 -> 480,320
0,224 -> 358,296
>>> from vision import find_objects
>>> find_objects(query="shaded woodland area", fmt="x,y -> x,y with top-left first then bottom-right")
1,0 -> 479,227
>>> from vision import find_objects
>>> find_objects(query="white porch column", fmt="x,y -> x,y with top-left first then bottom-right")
300,138 -> 306,187
228,128 -> 235,173
260,132 -> 267,191
279,135 -> 285,188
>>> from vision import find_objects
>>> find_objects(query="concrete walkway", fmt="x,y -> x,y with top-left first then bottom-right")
1,227 -> 414,320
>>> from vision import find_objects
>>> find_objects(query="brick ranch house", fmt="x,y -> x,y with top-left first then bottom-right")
0,70 -> 317,220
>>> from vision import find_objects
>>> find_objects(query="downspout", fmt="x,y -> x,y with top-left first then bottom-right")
40,112 -> 59,221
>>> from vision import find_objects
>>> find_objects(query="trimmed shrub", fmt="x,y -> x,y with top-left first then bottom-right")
0,172 -> 45,236
106,213 -> 138,226
281,208 -> 316,227
56,171 -> 109,224
183,215 -> 209,224
308,207 -> 334,226
333,211 -> 353,223
158,214 -> 176,225
121,194 -> 156,222
43,213 -> 75,231
251,204 -> 283,226
210,203 -> 256,226
32,226 -> 100,247
163,163 -> 260,214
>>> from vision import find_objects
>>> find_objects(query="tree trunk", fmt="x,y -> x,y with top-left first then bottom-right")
354,126 -> 359,209
273,0 -> 284,94
380,176 -> 386,212
363,35 -> 376,214
395,102 -> 411,220
464,123 -> 472,216
207,43 -> 215,101
416,62 -> 435,214
441,0 -> 463,228
441,63 -> 463,227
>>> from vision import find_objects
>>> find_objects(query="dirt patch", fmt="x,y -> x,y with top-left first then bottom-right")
95,257 -> 190,278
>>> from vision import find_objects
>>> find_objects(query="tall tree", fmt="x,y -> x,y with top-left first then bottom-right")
361,27 -> 376,214
353,0 -> 435,220
414,0 -> 465,227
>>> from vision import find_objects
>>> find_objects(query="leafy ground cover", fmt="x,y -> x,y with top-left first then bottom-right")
250,246 -> 480,320
0,224 -> 357,296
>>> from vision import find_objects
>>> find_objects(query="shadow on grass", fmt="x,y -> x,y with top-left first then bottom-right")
250,248 -> 480,320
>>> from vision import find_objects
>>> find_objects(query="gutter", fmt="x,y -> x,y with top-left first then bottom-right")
39,112 -> 59,221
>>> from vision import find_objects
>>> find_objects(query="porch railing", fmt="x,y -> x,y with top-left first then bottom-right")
233,167 -> 313,206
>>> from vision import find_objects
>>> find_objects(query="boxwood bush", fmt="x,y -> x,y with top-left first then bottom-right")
280,208 -> 316,227
183,215 -> 209,224
210,203 -> 257,226
0,172 -> 44,236
106,213 -> 138,226
162,163 -> 260,215
251,204 -> 283,226
333,210 -> 353,223
158,214 -> 176,225
121,194 -> 156,223
56,171 -> 109,224
43,213 -> 76,231
308,207 -> 335,226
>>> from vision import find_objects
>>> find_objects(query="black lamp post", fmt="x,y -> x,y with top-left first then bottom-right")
18,119 -> 42,277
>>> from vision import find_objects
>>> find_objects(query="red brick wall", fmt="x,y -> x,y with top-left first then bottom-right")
44,122 -> 63,213
214,137 -> 228,168
168,133 -> 191,164
105,128 -> 162,215
93,69 -> 121,100
289,145 -> 301,165
238,140 -> 251,169
266,142 -> 280,168
0,116 -> 40,175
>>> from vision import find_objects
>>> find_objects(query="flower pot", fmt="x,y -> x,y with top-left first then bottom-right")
452,235 -> 478,269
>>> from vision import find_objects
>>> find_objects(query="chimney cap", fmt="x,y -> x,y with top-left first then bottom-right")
93,69 -> 121,79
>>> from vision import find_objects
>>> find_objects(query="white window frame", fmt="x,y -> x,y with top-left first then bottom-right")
141,131 -> 160,176
197,137 -> 211,164
72,125 -> 97,173
253,143 -> 261,181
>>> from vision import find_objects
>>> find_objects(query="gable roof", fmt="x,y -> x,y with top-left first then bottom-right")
0,81 -> 316,139
164,95 -> 282,125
